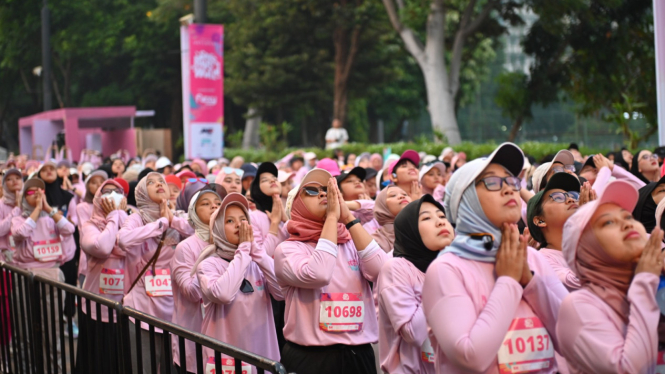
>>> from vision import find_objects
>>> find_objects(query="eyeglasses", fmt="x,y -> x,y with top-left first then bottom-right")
102,188 -> 122,195
640,153 -> 659,161
478,176 -> 521,191
302,186 -> 328,196
551,164 -> 576,174
187,178 -> 208,184
548,191 -> 579,203
222,167 -> 244,177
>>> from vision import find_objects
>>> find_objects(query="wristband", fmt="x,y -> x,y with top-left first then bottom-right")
345,218 -> 361,230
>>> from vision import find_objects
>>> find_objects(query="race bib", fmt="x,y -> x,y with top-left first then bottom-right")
421,337 -> 435,363
319,292 -> 364,332
205,357 -> 251,374
33,239 -> 63,262
99,268 -> 124,295
656,351 -> 665,374
145,269 -> 172,297
498,317 -> 555,373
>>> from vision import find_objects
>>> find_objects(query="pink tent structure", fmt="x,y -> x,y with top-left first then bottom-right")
19,106 -> 144,162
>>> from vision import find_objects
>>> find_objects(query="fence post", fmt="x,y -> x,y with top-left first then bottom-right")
29,272 -> 44,374
116,306 -> 133,374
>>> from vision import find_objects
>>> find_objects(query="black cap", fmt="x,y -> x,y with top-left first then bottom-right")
255,162 -> 277,178
527,173 -> 581,245
577,157 -> 595,175
568,143 -> 579,151
335,166 -> 366,186
364,167 -> 378,181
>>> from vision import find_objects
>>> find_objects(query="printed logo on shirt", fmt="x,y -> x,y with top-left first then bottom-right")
255,279 -> 264,291
348,259 -> 359,271
49,230 -> 57,239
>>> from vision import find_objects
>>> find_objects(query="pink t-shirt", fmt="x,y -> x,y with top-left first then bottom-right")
422,248 -> 568,374
377,257 -> 434,374
249,209 -> 289,258
11,214 -> 76,269
76,202 -> 93,277
80,210 -> 128,321
0,201 -> 19,253
274,238 -> 387,346
539,248 -> 580,292
198,241 -> 283,370
556,273 -> 660,374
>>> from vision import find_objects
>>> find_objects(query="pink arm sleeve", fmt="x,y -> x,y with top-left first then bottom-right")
358,242 -> 388,282
612,166 -> 647,191
67,199 -> 78,227
170,216 -> 194,237
117,214 -> 167,250
11,216 -> 34,240
352,200 -> 375,225
197,243 -> 252,304
380,284 -> 428,345
592,167 -> 612,194
171,242 -> 203,303
274,239 -> 338,289
80,211 -> 124,259
250,243 -> 284,301
250,212 -> 283,258
55,216 -> 75,236
422,261 -> 523,372
556,273 -> 659,373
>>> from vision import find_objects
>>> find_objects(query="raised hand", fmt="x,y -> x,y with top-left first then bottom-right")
593,153 -> 614,171
495,223 -> 525,283
326,178 -> 341,222
636,228 -> 665,276
101,197 -> 116,216
119,197 -> 127,211
268,195 -> 283,225
238,221 -> 253,244
579,182 -> 597,206
409,181 -> 422,201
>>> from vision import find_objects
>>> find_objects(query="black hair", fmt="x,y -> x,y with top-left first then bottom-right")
290,156 -> 304,166
531,198 -> 548,247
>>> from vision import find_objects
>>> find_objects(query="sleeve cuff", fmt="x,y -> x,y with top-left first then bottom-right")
357,240 -> 379,259
25,217 -> 37,228
56,218 -> 69,229
316,238 -> 338,257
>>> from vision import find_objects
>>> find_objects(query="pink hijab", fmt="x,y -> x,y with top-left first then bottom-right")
371,186 -> 401,252
286,184 -> 351,244
88,180 -> 127,257
192,159 -> 209,176
135,172 -> 180,246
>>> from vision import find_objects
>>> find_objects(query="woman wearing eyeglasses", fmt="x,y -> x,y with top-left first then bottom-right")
76,179 -> 128,373
526,172 -> 582,292
215,167 -> 243,194
274,168 -> 388,374
193,193 -> 283,373
422,143 -> 568,374
171,189 -> 223,374
630,150 -> 661,184
557,180 -> 663,373
118,172 -> 194,374
0,169 -> 23,263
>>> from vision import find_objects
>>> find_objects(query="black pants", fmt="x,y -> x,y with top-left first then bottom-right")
281,341 -> 376,374
270,295 -> 286,352
75,310 -> 119,374
61,227 -> 81,317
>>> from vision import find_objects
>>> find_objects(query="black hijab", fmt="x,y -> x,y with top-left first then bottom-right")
633,177 -> 665,232
98,163 -> 115,178
393,194 -> 443,273
250,162 -> 278,214
630,150 -> 651,184
37,165 -> 74,214
612,151 -> 630,170
127,181 -> 138,207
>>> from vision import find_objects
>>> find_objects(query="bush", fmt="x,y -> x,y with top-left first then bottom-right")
221,141 -> 610,164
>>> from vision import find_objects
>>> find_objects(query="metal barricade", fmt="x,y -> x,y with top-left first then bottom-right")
0,262 -> 289,374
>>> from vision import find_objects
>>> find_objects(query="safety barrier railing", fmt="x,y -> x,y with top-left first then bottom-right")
0,262 -> 288,374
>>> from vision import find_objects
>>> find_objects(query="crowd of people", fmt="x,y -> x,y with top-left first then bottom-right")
0,141 -> 664,374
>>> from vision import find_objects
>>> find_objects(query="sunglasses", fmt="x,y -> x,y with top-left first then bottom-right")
25,190 -> 38,196
222,167 -> 244,177
551,164 -> 576,174
548,191 -> 579,203
478,176 -> 521,192
187,178 -> 208,184
302,186 -> 328,196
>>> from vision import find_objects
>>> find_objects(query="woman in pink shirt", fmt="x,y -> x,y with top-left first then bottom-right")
557,180 -> 664,373
76,179 -> 128,373
0,169 -> 22,262
377,195 -> 454,374
170,188 -> 223,374
419,161 -> 446,202
118,172 -> 194,374
422,142 -> 568,374
75,169 -> 108,285
372,185 -> 411,253
274,168 -> 388,374
193,193 -> 283,373
526,172 -> 582,291
392,150 -> 422,201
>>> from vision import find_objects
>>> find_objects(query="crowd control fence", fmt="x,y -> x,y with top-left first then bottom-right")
0,262 -> 289,374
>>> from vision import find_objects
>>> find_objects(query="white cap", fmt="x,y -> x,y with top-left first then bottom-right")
419,162 -> 447,181
422,155 -> 437,164
207,159 -> 218,170
531,150 -> 575,193
156,156 -> 172,169
278,170 -> 295,183
80,162 -> 95,176
304,152 -> 317,161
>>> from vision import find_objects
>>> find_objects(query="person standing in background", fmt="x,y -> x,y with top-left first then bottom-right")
325,119 -> 349,150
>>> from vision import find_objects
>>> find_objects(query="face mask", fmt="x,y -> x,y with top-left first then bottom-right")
105,191 -> 124,207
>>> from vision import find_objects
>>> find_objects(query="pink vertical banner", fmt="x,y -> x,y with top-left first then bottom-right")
186,24 -> 224,159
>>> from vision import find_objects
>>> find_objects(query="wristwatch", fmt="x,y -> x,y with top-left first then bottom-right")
48,208 -> 59,218
345,218 -> 361,230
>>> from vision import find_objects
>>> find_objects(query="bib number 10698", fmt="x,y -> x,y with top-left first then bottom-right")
319,293 -> 364,332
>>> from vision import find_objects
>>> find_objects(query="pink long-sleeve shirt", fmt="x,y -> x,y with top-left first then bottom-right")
352,199 -> 375,225
362,218 -> 380,235
118,213 -> 194,331
80,210 -> 128,321
11,214 -> 76,270
556,273 -> 660,374
377,257 -> 435,374
249,210 -> 289,258
0,201 -> 19,252
170,235 -> 207,372
198,241 -> 284,370
76,202 -> 93,277
593,166 -> 646,194
539,248 -> 581,292
422,248 -> 569,374
274,238 -> 388,346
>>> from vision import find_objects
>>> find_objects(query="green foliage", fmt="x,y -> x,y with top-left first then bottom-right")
494,71 -> 532,121
259,121 -> 292,151
603,94 -> 651,149
225,130 -> 244,149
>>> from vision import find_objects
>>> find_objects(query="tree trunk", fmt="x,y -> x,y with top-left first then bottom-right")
507,115 -> 524,142
242,106 -> 261,149
423,66 -> 462,144
332,1 -> 362,126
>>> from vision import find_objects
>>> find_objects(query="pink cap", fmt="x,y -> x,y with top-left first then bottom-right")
562,180 -> 639,276
392,150 -> 420,173
316,158 -> 341,177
